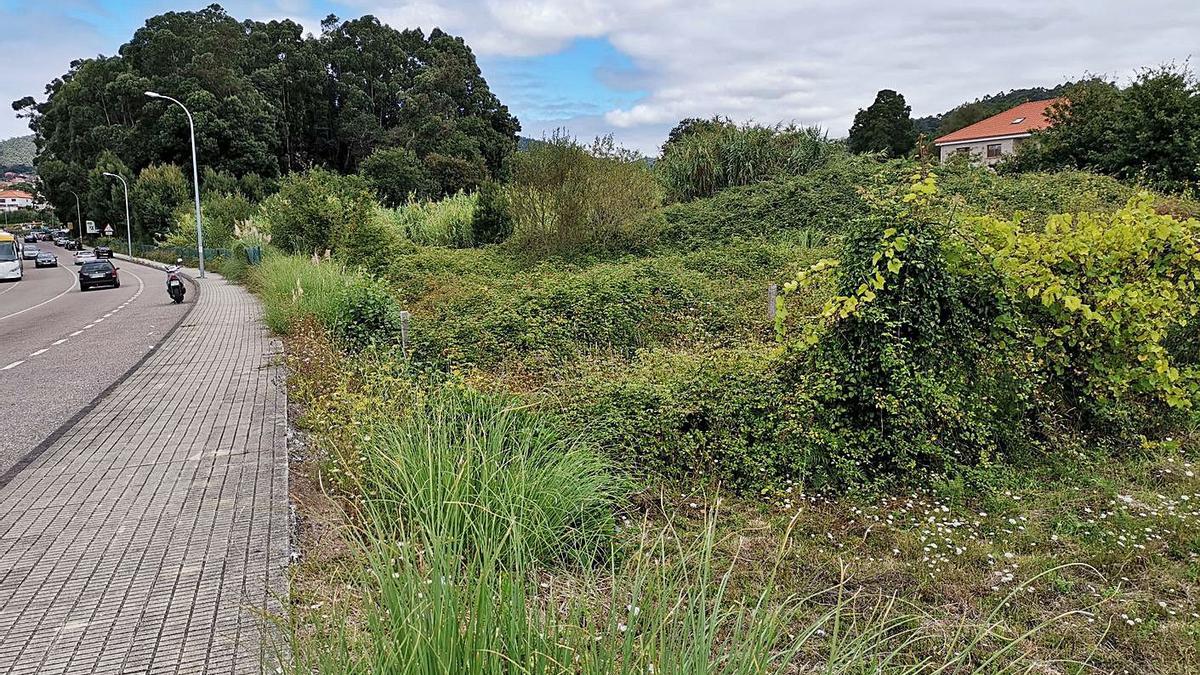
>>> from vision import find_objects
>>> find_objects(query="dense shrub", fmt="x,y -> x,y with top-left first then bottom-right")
471,180 -> 513,245
656,123 -> 839,202
969,194 -> 1200,419
402,256 -> 762,373
776,172 -> 1036,487
507,132 -> 662,256
661,156 -> 893,246
259,169 -> 376,255
164,191 -> 256,249
560,348 -> 791,491
359,147 -> 432,207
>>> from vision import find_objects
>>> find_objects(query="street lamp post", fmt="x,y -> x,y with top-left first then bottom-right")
145,91 -> 204,278
67,190 -> 83,246
102,172 -> 133,257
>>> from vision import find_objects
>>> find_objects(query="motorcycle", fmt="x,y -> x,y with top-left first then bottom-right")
166,259 -> 186,304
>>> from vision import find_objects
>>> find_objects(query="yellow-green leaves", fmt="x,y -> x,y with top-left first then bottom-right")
970,192 -> 1200,409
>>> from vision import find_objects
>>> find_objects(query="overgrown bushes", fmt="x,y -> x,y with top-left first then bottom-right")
507,132 -> 662,255
251,254 -> 404,352
656,123 -> 839,202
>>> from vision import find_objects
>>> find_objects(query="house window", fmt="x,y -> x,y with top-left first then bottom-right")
986,144 -> 1002,158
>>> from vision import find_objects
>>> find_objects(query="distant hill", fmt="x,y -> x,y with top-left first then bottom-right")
0,134 -> 35,173
915,83 -> 1075,139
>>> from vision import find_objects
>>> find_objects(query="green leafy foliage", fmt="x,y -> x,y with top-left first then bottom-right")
470,180 -> 513,245
561,348 -> 791,491
970,194 -> 1200,415
260,169 -> 376,255
18,5 -> 519,218
507,132 -> 662,256
359,146 -> 431,206
132,163 -> 189,241
1013,66 -> 1200,192
656,122 -> 837,202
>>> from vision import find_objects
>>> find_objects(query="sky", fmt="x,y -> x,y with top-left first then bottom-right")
0,0 -> 1198,155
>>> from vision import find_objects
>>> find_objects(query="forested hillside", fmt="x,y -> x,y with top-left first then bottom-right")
0,134 -> 35,172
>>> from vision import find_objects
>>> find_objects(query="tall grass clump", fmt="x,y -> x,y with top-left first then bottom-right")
342,386 -> 622,567
383,191 -> 477,248
249,254 -> 404,351
657,123 -> 839,203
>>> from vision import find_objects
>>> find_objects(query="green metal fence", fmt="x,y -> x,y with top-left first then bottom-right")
135,244 -> 265,265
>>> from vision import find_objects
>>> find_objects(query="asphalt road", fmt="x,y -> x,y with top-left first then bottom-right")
0,242 -> 193,475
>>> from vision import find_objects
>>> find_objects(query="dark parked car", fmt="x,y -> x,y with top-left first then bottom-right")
35,251 -> 57,268
94,246 -> 113,259
79,260 -> 120,291
64,239 -> 80,251
23,233 -> 36,243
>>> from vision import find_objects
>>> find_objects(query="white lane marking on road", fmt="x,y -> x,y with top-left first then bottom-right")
95,318 -> 104,323
83,324 -> 94,329
0,265 -> 77,323
104,312 -> 113,318
52,339 -> 66,345
1,360 -> 24,370
70,330 -> 82,336
29,349 -> 47,357
0,279 -> 20,297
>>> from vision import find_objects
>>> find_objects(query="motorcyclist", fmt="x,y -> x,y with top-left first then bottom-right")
166,258 -> 186,301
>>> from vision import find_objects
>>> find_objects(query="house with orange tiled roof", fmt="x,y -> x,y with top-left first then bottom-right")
933,99 -> 1061,165
0,189 -> 34,212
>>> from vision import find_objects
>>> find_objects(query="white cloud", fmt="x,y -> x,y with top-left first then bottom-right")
339,0 -> 1200,153
3,0 -> 1197,155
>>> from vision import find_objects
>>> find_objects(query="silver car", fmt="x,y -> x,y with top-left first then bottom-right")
73,250 -> 97,265
22,245 -> 39,260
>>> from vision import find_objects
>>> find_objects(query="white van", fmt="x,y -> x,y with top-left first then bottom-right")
0,233 -> 22,281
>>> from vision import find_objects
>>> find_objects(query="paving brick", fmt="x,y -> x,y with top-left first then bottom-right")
0,271 -> 288,673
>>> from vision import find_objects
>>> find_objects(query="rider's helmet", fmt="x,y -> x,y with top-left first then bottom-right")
176,258 -> 183,265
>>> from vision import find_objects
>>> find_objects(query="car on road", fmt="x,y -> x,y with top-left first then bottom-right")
35,251 -> 57,268
21,245 -> 40,260
53,236 -> 66,246
0,233 -> 21,281
23,233 -> 36,243
79,260 -> 120,291
94,246 -> 113,259
73,250 -> 97,265
65,240 -> 81,251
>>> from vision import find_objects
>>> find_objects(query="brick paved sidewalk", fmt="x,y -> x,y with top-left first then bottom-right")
0,270 -> 289,674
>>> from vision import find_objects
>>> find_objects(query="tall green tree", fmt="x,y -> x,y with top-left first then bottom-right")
847,89 -> 917,157
13,4 -> 520,217
132,164 -> 188,240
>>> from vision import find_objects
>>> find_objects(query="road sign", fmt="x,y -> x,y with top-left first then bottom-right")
104,225 -> 114,236
86,220 -> 98,234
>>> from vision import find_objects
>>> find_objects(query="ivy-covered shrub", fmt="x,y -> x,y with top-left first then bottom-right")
776,171 -> 1037,487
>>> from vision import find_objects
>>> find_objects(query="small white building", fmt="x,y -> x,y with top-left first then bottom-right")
934,99 -> 1059,165
0,190 -> 34,212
